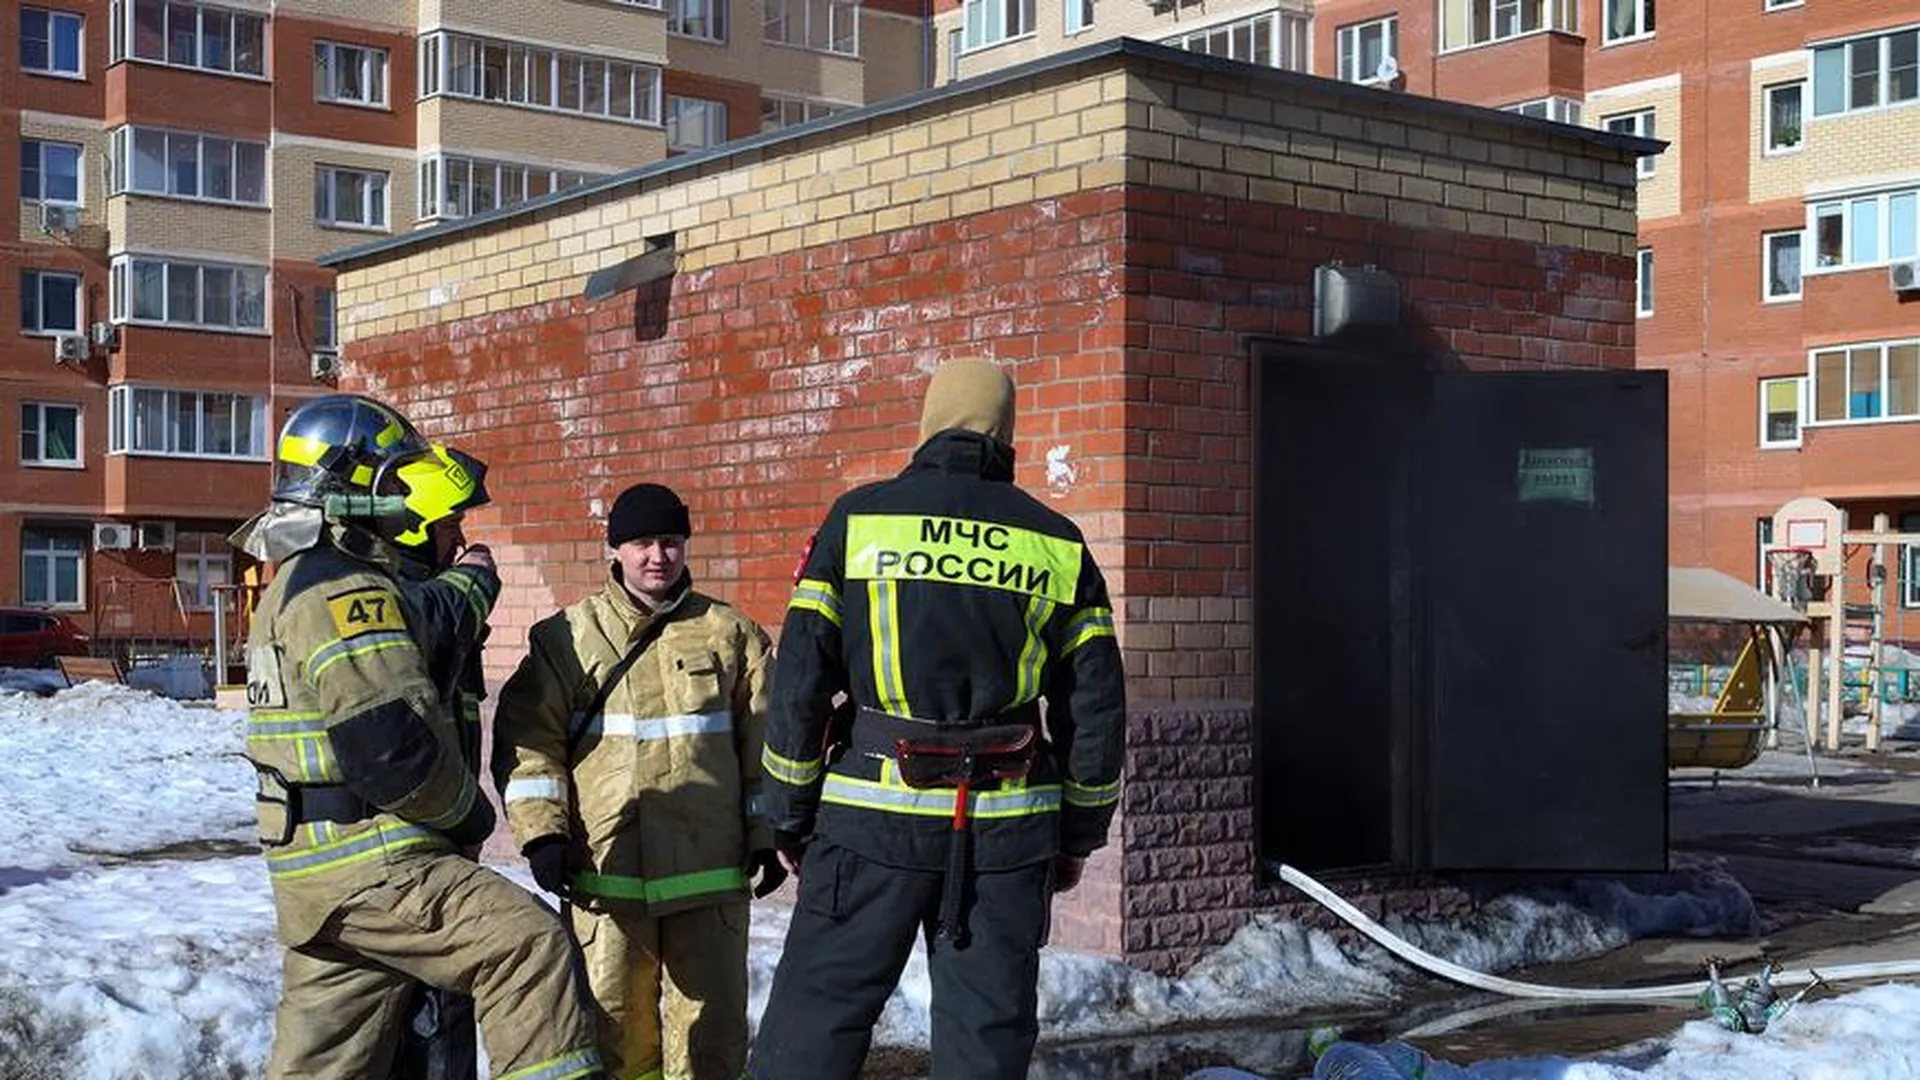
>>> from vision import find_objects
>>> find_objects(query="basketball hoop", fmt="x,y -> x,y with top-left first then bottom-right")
1767,548 -> 1816,611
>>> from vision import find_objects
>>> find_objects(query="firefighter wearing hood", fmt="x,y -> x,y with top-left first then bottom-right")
746,360 -> 1128,1080
236,392 -> 602,1080
491,481 -> 781,1080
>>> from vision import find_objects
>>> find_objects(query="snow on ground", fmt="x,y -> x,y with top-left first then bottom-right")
1,681 -> 1918,1079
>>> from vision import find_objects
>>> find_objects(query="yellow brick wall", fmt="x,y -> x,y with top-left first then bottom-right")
1800,107 -> 1920,198
272,141 -> 419,262
273,0 -> 411,30
419,98 -> 667,173
661,0 -> 868,103
420,0 -> 668,57
334,52 -> 1642,342
1589,83 -> 1678,221
1748,56 -> 1809,205
16,112 -> 108,247
855,11 -> 922,105
939,0 -> 1304,85
108,196 -> 273,262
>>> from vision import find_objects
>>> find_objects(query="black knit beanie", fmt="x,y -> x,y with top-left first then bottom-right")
606,483 -> 691,547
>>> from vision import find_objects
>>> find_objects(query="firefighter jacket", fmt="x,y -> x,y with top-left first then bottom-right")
491,570 -> 775,916
244,527 -> 500,946
762,429 -> 1127,872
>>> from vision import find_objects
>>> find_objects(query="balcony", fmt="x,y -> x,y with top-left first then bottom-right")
103,453 -> 269,518
1434,30 -> 1588,109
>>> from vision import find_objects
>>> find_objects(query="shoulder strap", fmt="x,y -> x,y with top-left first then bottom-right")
566,614 -> 673,760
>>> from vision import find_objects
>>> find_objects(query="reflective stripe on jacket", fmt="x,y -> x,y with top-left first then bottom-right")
492,571 -> 775,916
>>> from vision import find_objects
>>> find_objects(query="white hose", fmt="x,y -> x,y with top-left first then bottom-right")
1277,862 -> 1920,1002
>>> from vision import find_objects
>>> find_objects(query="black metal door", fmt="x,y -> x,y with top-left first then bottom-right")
1419,370 -> 1669,872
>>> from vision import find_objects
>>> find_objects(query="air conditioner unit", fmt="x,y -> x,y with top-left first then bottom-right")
92,522 -> 134,551
90,321 -> 119,349
53,334 -> 86,363
136,521 -> 176,552
39,203 -> 79,234
310,351 -> 341,381
1892,258 -> 1920,293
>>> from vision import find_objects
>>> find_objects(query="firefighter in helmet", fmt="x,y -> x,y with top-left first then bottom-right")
235,393 -> 602,1080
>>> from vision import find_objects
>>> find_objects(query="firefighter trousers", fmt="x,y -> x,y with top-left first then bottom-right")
267,851 -> 602,1080
746,837 -> 1053,1080
570,900 -> 750,1080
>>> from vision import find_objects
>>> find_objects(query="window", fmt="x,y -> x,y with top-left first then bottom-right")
1765,0 -> 1800,9
1636,247 -> 1653,316
1438,0 -> 1577,51
109,0 -> 264,76
416,32 -> 664,124
1902,512 -> 1920,608
21,7 -> 84,76
1764,81 -> 1803,152
1604,0 -> 1654,43
1764,230 -> 1803,299
947,27 -> 962,81
107,386 -> 266,458
20,402 -> 81,467
1505,97 -> 1583,125
668,0 -> 726,41
313,287 -> 337,352
1338,17 -> 1397,84
314,166 -> 389,229
1063,0 -> 1091,35
1808,340 -> 1920,424
417,153 -> 602,221
22,527 -> 85,609
174,532 -> 231,611
1812,28 -> 1919,117
108,255 -> 267,331
1759,376 -> 1804,448
19,270 -> 81,334
759,95 -> 846,132
1604,109 -> 1657,177
314,41 -> 388,106
766,0 -> 859,54
666,96 -> 728,151
1808,187 -> 1920,270
1164,11 -> 1310,71
1756,518 -> 1774,591
108,126 -> 267,205
20,139 -> 82,205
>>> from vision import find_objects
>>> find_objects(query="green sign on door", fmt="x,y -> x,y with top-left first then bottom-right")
1517,448 -> 1594,506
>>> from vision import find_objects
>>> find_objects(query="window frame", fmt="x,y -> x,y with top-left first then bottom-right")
21,526 -> 86,611
20,138 -> 83,207
313,286 -> 338,352
1805,338 -> 1920,427
1162,11 -> 1309,72
665,95 -> 729,151
667,0 -> 728,43
1504,97 -> 1583,125
1437,0 -> 1578,53
1635,247 -> 1654,317
1763,229 -> 1804,301
20,401 -> 83,468
1062,0 -> 1092,35
1337,15 -> 1398,85
1758,375 -> 1805,449
416,152 -> 602,222
108,0 -> 266,77
1902,512 -> 1920,609
19,270 -> 82,336
1603,0 -> 1655,44
765,0 -> 861,55
173,531 -> 232,611
414,31 -> 665,125
313,164 -> 390,231
313,40 -> 390,108
106,385 -> 269,460
1811,27 -> 1920,119
20,6 -> 85,77
1603,109 -> 1657,178
1805,186 -> 1920,273
107,125 -> 268,206
1763,80 -> 1804,154
107,254 -> 269,333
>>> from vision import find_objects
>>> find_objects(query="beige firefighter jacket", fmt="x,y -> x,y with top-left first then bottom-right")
493,571 -> 774,917
244,530 -> 499,946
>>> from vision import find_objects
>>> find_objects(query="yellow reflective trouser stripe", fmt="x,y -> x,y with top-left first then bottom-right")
844,513 -> 1084,603
265,822 -> 439,880
571,866 -> 747,904
1061,606 -> 1116,655
789,577 -> 842,626
305,631 -> 416,683
1011,594 -> 1054,708
492,1046 -> 603,1080
1065,777 -> 1122,808
868,580 -> 911,716
821,774 -> 1062,818
762,744 -> 823,787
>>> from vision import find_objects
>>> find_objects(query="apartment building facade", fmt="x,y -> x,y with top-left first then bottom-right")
0,0 -> 917,653
945,0 -> 1920,630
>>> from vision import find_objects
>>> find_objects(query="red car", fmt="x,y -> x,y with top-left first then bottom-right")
0,608 -> 91,668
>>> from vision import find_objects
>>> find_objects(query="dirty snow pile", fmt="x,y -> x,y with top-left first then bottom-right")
0,678 -> 1915,1080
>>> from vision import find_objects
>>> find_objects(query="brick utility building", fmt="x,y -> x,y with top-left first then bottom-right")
1,0 -> 919,651
321,41 -> 1662,972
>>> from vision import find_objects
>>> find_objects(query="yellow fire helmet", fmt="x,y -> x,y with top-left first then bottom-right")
273,393 -> 432,506
387,444 -> 492,550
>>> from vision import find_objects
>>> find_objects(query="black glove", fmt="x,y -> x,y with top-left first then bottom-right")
442,795 -> 496,851
524,836 -> 569,896
748,848 -> 789,898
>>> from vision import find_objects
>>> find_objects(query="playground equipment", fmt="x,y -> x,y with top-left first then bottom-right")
1666,566 -> 1810,772
1764,496 -> 1920,752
